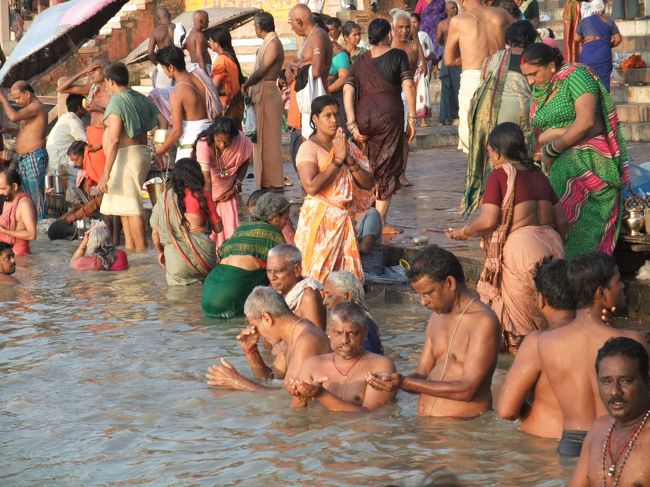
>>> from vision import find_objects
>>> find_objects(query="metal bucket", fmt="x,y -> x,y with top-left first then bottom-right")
153,129 -> 169,146
53,175 -> 65,194
45,174 -> 55,190
146,181 -> 170,206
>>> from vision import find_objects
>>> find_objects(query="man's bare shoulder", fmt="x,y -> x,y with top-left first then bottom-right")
302,352 -> 333,369
518,330 -> 541,354
0,274 -> 18,285
17,194 -> 36,212
487,6 -> 512,24
365,352 -> 394,369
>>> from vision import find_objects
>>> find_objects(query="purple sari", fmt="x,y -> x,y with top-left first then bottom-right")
577,15 -> 616,90
416,0 -> 447,63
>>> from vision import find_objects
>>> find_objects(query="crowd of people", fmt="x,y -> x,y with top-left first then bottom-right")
0,1 -> 649,485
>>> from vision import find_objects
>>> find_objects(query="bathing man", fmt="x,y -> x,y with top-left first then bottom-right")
206,286 -> 331,392
153,46 -> 210,162
497,258 -> 575,439
443,0 -> 511,153
0,242 -> 17,285
148,7 -> 183,88
367,245 -> 501,418
569,337 -> 650,487
538,252 -> 649,457
185,10 -> 211,74
0,169 -> 36,257
0,81 -> 48,220
288,302 -> 396,412
98,63 -> 164,252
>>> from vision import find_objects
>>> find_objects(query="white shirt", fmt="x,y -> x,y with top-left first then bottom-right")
301,0 -> 324,13
45,112 -> 87,172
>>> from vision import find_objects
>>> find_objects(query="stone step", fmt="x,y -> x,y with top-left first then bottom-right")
611,85 -> 650,103
622,122 -> 650,141
617,67 -> 650,84
616,103 -> 650,122
412,125 -> 458,150
616,35 -> 650,52
545,18 -> 650,38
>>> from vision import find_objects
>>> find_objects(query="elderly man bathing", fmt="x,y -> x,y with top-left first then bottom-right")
0,81 -> 48,220
288,302 -> 396,412
267,244 -> 327,330
185,10 -> 211,74
206,286 -> 330,392
0,169 -> 36,257
0,242 -> 18,285
569,337 -> 650,487
98,63 -> 165,252
148,7 -> 184,88
367,245 -> 500,418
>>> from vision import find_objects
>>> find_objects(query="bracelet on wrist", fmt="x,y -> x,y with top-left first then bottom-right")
460,227 -> 470,239
332,157 -> 344,168
244,346 -> 260,356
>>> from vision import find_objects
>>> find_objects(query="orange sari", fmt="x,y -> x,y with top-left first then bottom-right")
294,140 -> 373,284
211,54 -> 240,109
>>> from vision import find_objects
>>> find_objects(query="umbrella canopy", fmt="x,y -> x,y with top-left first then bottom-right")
124,7 -> 260,66
0,0 -> 129,88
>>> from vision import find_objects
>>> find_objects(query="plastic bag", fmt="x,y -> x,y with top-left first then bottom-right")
242,96 -> 256,142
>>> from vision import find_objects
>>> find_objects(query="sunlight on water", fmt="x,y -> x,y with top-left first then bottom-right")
0,238 -> 584,486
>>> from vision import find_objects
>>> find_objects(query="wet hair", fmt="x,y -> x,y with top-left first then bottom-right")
104,63 -> 129,87
0,168 -> 21,188
0,242 -> 13,255
191,117 -> 239,158
505,20 -> 538,49
155,45 -> 186,71
326,271 -> 368,310
254,11 -> 275,32
309,95 -> 339,136
208,28 -> 245,84
66,93 -> 85,113
325,16 -> 342,29
157,7 -> 171,20
534,257 -> 576,311
493,0 -> 522,21
567,252 -> 618,310
247,189 -> 266,209
171,158 -> 211,230
86,221 -> 117,270
407,245 -> 465,285
14,81 -> 34,93
487,122 -> 535,169
67,140 -> 88,157
312,13 -> 328,31
342,21 -> 361,38
330,302 -> 369,329
244,286 -> 293,319
368,18 -> 391,45
412,13 -> 422,22
252,192 -> 291,223
522,43 -> 564,69
268,244 -> 302,266
390,8 -> 411,24
596,337 -> 649,378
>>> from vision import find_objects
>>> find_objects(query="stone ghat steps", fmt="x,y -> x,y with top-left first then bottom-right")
617,102 -> 650,123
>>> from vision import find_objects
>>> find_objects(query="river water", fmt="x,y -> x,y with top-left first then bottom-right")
0,238 -> 593,486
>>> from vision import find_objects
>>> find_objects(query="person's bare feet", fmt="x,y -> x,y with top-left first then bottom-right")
399,175 -> 413,187
383,225 -> 403,235
420,120 -> 429,128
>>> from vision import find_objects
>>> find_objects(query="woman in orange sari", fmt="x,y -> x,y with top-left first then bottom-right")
208,27 -> 245,125
295,95 -> 374,285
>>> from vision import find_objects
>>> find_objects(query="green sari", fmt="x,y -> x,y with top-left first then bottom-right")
530,64 -> 629,257
460,49 -> 532,217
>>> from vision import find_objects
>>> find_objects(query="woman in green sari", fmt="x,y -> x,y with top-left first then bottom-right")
151,158 -> 222,286
521,43 -> 630,257
201,192 -> 289,319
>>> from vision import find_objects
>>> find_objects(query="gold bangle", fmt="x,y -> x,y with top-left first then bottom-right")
460,227 -> 470,239
332,157 -> 344,168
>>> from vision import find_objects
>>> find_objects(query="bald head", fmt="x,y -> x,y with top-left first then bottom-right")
194,9 -> 208,28
289,4 -> 314,36
157,7 -> 171,22
11,81 -> 33,93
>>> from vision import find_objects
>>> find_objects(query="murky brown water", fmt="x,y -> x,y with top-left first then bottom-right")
0,237 -> 610,486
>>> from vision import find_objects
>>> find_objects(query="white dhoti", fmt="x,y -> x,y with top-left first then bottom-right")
296,66 -> 326,140
458,69 -> 482,154
176,119 -> 211,161
152,64 -> 174,88
100,145 -> 152,216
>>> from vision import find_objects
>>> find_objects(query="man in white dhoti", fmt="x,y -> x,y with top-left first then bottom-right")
148,7 -> 186,88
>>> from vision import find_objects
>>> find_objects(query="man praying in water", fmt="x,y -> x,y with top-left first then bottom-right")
0,242 -> 18,285
367,245 -> 501,418
206,286 -> 330,392
288,302 -> 396,412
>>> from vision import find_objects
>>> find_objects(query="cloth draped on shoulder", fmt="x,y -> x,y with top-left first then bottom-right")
148,66 -> 222,124
295,139 -> 373,284
103,89 -> 159,138
150,188 -> 217,286
285,277 -> 323,311
461,49 -> 532,217
530,63 -> 629,257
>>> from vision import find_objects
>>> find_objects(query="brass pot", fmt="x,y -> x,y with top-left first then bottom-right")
146,181 -> 170,206
624,210 -> 644,236
153,129 -> 169,145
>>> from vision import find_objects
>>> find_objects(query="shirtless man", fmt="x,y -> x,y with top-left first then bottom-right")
287,4 -> 332,139
569,337 -> 650,487
153,46 -> 210,162
0,242 -> 18,285
444,0 -> 511,153
538,252 -> 649,457
437,1 -> 459,46
368,245 -> 501,418
497,258 -> 575,439
288,302 -> 396,412
242,11 -> 285,191
391,9 -> 425,188
148,7 -> 177,88
267,244 -> 327,330
206,286 -> 331,392
185,10 -> 211,73
0,169 -> 37,257
437,1 -> 462,126
0,81 -> 48,220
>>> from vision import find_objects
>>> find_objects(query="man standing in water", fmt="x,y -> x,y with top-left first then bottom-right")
443,0 -> 511,153
185,10 -> 211,74
367,245 -> 500,418
0,242 -> 18,285
0,81 -> 48,220
497,258 -> 575,439
288,302 -> 396,411
206,286 -> 331,392
0,169 -> 37,257
538,252 -> 649,457
569,337 -> 650,487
